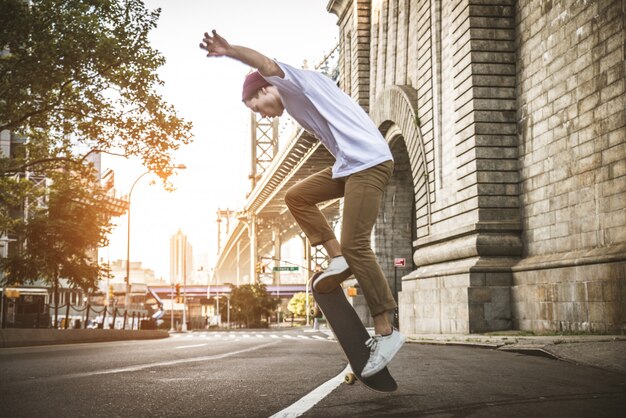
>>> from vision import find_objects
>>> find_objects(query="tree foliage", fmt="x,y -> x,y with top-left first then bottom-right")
229,284 -> 279,328
1,166 -> 116,290
0,0 -> 192,178
0,0 -> 192,288
287,292 -> 313,318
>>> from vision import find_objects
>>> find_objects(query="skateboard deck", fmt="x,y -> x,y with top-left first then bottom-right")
311,273 -> 397,392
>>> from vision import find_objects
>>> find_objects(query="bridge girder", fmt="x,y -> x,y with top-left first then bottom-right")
214,128 -> 339,286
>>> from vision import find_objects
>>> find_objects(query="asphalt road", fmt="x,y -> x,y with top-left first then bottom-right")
1,329 -> 625,417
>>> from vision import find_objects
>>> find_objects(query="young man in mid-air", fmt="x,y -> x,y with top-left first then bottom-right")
200,30 -> 405,378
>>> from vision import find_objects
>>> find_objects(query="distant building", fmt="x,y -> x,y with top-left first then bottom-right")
170,229 -> 193,284
107,259 -> 155,286
191,252 -> 210,285
103,259 -> 154,308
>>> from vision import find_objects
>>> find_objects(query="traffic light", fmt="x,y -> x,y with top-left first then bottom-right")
108,285 -> 114,300
175,283 -> 181,298
255,262 -> 267,273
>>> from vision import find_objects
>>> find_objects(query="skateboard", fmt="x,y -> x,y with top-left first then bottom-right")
311,272 -> 397,392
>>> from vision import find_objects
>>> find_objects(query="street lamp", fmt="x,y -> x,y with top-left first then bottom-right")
125,164 -> 187,315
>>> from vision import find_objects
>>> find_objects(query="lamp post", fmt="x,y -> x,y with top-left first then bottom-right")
182,247 -> 188,332
125,164 -> 187,315
170,283 -> 175,332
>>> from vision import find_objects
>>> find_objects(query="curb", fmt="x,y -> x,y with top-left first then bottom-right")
497,344 -> 560,359
0,329 -> 169,348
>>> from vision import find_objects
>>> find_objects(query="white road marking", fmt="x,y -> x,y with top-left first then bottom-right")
269,365 -> 350,418
32,341 -> 281,382
175,344 -> 207,349
170,332 -> 329,342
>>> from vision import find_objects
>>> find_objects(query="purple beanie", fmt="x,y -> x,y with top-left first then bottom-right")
242,71 -> 271,101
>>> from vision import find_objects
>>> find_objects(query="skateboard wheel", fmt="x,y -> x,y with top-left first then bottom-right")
310,307 -> 322,318
344,372 -> 356,385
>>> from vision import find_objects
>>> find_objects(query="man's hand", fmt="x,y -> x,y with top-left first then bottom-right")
199,30 -> 231,57
198,30 -> 284,78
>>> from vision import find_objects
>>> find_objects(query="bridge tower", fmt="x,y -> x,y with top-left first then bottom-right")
246,112 -> 279,284
249,114 -> 279,190
216,208 -> 235,256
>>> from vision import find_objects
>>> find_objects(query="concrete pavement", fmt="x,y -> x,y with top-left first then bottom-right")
1,326 -> 624,417
1,326 -> 624,377
404,332 -> 626,375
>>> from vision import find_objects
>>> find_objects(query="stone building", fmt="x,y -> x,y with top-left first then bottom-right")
327,0 -> 625,333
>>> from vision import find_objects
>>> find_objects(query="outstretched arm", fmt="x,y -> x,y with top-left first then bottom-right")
199,30 -> 284,78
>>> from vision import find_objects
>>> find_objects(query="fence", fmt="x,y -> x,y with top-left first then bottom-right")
3,302 -> 152,330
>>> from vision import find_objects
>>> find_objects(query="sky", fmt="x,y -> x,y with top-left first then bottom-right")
101,0 -> 339,280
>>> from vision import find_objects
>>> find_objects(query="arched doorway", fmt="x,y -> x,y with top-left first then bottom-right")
375,133 -> 417,327
367,85 -> 431,331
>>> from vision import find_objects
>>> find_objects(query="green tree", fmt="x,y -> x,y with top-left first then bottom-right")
0,0 -> 192,289
1,165 -> 119,325
288,292 -> 313,318
1,167 -> 115,291
230,284 -> 279,328
0,0 -> 192,179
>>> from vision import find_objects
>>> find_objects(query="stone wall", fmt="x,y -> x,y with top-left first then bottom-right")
513,0 -> 625,333
327,0 -> 625,333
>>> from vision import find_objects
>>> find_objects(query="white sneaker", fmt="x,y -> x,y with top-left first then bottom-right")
312,256 -> 353,293
361,329 -> 406,378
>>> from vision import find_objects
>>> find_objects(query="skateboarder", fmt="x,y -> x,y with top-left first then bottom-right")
200,30 -> 405,378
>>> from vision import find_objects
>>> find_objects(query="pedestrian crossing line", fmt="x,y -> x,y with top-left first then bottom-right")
175,343 -> 207,349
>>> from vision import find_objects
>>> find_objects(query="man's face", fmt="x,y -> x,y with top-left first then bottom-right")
244,86 -> 284,118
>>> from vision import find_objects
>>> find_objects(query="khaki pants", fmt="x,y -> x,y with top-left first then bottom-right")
284,160 -> 396,316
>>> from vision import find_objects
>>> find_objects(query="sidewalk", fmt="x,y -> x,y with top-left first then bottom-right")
406,332 -> 626,375
318,325 -> 626,375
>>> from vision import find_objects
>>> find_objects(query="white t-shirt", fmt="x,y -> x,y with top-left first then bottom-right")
263,62 -> 392,178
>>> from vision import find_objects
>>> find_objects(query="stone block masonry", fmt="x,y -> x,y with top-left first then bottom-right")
328,0 -> 625,333
514,0 -> 625,333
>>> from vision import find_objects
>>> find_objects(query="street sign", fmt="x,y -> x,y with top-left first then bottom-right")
394,258 -> 406,267
4,289 -> 20,298
272,266 -> 299,272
